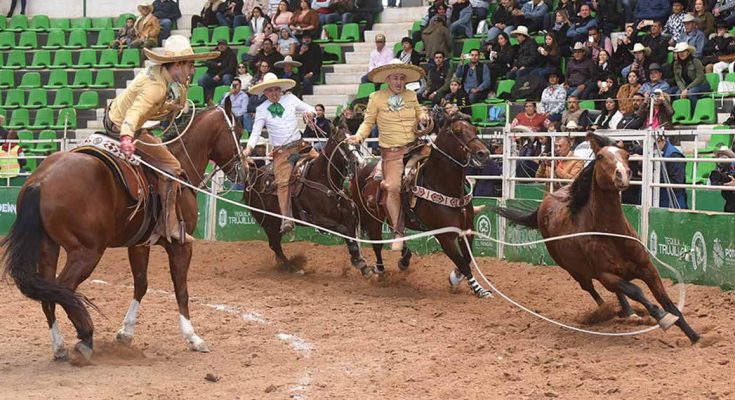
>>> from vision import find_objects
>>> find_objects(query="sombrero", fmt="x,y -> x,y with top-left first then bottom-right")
367,59 -> 425,83
714,146 -> 735,159
143,35 -> 219,64
138,1 -> 154,13
669,42 -> 696,54
248,73 -> 296,95
274,55 -> 302,68
629,43 -> 651,56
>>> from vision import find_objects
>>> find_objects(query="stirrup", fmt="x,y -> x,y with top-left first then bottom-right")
280,219 -> 295,234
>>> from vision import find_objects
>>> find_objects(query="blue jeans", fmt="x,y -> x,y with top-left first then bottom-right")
449,6 -> 473,38
241,113 -> 254,133
159,18 -> 173,40
198,73 -> 234,100
303,74 -> 317,95
233,14 -> 247,28
216,11 -> 232,26
487,25 -> 514,41
318,13 -> 340,25
620,0 -> 636,23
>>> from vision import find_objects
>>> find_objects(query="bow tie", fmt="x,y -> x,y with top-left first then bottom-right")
267,102 -> 285,118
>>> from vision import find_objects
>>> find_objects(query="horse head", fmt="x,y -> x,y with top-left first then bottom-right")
587,132 -> 631,192
436,112 -> 490,168
323,119 -> 366,173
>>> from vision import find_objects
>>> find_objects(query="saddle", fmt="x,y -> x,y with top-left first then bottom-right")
259,142 -> 317,197
368,141 -> 431,206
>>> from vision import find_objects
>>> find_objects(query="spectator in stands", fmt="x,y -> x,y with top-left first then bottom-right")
681,14 -> 706,57
467,141 -> 502,197
539,70 -> 566,124
566,4 -> 597,44
216,0 -> 244,26
663,0 -> 688,45
247,22 -> 279,56
272,0 -> 294,29
220,78 -> 251,130
487,0 -> 518,41
536,136 -> 584,191
396,37 -> 421,66
275,56 -> 303,97
705,22 -> 735,76
422,15 -> 452,61
455,49 -> 492,103
655,133 -> 688,208
441,78 -> 471,114
586,52 -> 616,99
713,0 -> 735,26
584,26 -> 613,61
153,0 -> 182,41
634,0 -> 671,26
513,132 -> 548,178
419,51 -> 452,104
277,27 -> 299,56
612,24 -> 637,73
638,63 -> 670,95
486,32 -> 516,83
248,38 -> 284,71
551,10 -> 573,54
290,0 -> 320,38
244,6 -> 268,33
560,96 -> 585,128
131,2 -> 161,49
112,17 -> 137,50
450,0 -> 474,38
6,0 -> 25,18
710,147 -> 735,212
233,0 -> 269,27
506,26 -> 540,79
639,20 -> 669,66
514,0 -> 548,33
594,0 -> 624,36
200,40 -> 238,102
617,70 -> 642,113
192,0 -> 226,32
0,130 -> 25,179
342,0 -> 383,30
237,62 -> 254,90
312,0 -> 340,26
470,0 -> 490,21
253,60 -> 272,84
362,34 -> 393,83
621,43 -> 652,82
511,101 -> 551,131
591,97 -> 621,129
294,34 -> 323,95
671,42 -> 711,108
565,43 -> 596,98
693,0 -> 716,37
303,104 -> 333,140
639,89 -> 674,128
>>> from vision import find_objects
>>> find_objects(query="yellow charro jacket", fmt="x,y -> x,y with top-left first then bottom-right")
108,65 -> 187,138
355,89 -> 427,148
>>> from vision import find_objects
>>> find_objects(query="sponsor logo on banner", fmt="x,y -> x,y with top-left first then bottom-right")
476,214 -> 493,248
649,230 -> 658,257
218,208 -> 257,227
653,231 -> 690,259
713,238 -> 724,270
0,202 -> 16,215
218,209 -> 227,228
691,231 -> 707,271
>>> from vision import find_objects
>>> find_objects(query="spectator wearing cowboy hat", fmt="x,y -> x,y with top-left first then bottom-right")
621,43 -> 652,82
663,0 -> 688,44
670,42 -> 711,110
199,39 -> 238,103
539,69 -> 566,123
506,26 -> 541,80
131,1 -> 161,49
681,14 -> 706,57
274,56 -> 303,97
565,42 -> 596,98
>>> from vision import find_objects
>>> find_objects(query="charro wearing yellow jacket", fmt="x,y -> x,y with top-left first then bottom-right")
535,135 -> 584,191
348,60 -> 428,251
105,35 -> 219,243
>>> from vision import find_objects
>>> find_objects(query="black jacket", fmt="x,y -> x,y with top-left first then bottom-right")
153,0 -> 182,20
294,42 -> 323,77
639,33 -> 669,66
395,49 -> 422,66
206,47 -> 238,77
514,38 -> 539,68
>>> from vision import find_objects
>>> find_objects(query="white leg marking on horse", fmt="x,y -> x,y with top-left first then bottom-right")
116,299 -> 140,344
50,321 -> 67,359
449,269 -> 465,287
90,279 -> 109,285
179,314 -> 209,352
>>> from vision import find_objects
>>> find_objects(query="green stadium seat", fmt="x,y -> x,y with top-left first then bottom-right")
393,42 -> 402,54
0,18 -> 5,31
50,49 -> 73,69
471,103 -> 488,126
672,98 -> 691,122
27,49 -> 52,69
75,91 -> 99,109
92,28 -> 115,48
64,29 -> 88,48
333,23 -> 360,43
115,14 -> 136,28
44,70 -> 68,89
23,89 -> 48,109
579,100 -> 596,110
705,73 -> 720,93
0,70 -> 15,88
486,79 -> 514,103
18,72 -> 41,88
73,49 -> 97,68
687,98 -> 716,125
213,85 -> 229,104
231,25 -> 252,45
43,29 -> 66,49
8,15 -> 29,31
314,23 -> 337,43
208,26 -> 231,45
411,20 -> 421,34
4,50 -> 26,69
26,129 -> 58,153
51,108 -> 77,129
17,31 -> 38,49
235,46 -> 250,62
192,66 -> 207,83
415,41 -> 424,53
356,82 -> 376,99
17,130 -> 34,149
0,32 -> 15,50
49,18 -> 71,30
94,48 -> 118,68
3,89 -> 24,108
187,85 -> 205,107
191,27 -> 209,46
116,48 -> 140,67
69,70 -> 93,88
70,17 -> 92,31
29,15 -> 50,31
49,88 -> 73,109
7,109 -> 30,129
322,44 -> 342,65
453,39 -> 482,60
89,70 -> 114,88
193,47 -> 211,66
91,17 -> 113,31
726,72 -> 735,83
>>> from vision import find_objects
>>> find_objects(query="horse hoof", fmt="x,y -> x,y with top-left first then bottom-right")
53,348 -> 69,362
75,342 -> 93,361
658,313 -> 680,331
115,331 -> 134,347
189,340 -> 210,353
398,259 -> 410,271
626,313 -> 642,321
360,266 -> 373,278
448,269 -> 464,287
475,289 -> 493,299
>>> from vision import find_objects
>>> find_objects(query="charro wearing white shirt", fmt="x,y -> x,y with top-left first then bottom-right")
243,73 -> 316,233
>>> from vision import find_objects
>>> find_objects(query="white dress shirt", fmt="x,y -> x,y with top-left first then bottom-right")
368,46 -> 394,72
247,92 -> 316,149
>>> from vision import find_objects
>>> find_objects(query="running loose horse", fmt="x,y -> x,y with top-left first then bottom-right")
2,101 -> 246,361
495,132 -> 699,343
243,122 -> 369,274
350,112 -> 493,297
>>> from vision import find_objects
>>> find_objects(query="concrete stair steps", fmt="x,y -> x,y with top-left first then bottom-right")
330,63 -> 370,73
378,7 -> 428,23
364,25 -> 413,43
302,94 -> 354,106
325,73 -> 365,85
312,84 -> 360,95
345,52 -> 373,64
351,41 -> 397,52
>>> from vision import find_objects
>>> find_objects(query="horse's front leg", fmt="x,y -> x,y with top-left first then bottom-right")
438,232 -> 491,298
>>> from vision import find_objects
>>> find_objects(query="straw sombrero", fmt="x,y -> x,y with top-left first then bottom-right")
248,73 -> 296,95
274,55 -> 302,68
669,42 -> 696,54
367,59 -> 425,83
144,35 -> 219,64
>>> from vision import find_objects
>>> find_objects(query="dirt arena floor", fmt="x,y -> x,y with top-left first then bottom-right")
1,240 -> 733,400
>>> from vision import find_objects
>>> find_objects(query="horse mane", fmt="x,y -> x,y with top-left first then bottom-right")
162,106 -> 221,142
567,159 -> 596,215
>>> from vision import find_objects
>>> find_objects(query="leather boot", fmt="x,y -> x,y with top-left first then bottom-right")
277,186 -> 294,233
155,177 -> 193,244
385,190 -> 404,251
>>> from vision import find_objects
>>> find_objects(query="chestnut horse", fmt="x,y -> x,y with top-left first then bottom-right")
495,132 -> 699,343
2,102 -> 246,361
350,113 -> 493,297
243,123 -> 369,274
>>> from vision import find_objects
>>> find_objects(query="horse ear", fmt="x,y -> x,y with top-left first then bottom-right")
224,95 -> 233,118
586,131 -> 608,155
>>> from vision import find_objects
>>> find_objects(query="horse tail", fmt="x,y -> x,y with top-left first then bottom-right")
492,205 -> 540,230
2,184 -> 92,325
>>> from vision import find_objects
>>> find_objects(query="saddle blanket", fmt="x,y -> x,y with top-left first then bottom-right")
80,134 -> 140,166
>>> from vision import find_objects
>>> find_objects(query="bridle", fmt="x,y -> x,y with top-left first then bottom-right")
430,118 -> 482,168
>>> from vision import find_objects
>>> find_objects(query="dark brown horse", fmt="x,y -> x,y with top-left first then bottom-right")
350,113 -> 493,297
243,123 -> 369,274
495,132 -> 699,343
2,102 -> 246,361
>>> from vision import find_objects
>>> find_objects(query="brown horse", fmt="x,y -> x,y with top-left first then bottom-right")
2,102 -> 246,361
350,113 -> 493,297
495,132 -> 699,343
243,123 -> 369,274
